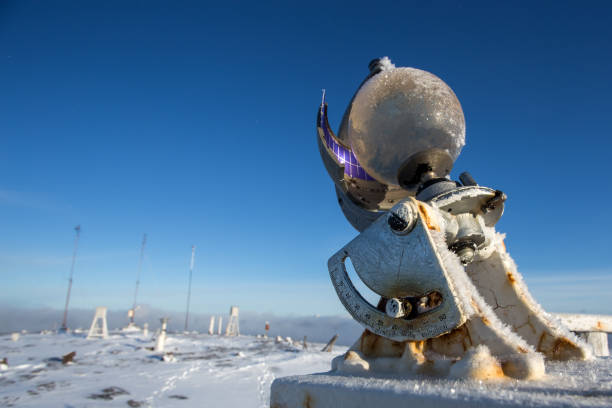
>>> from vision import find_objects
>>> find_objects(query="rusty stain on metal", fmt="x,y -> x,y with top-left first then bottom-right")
482,361 -> 505,380
408,340 -> 425,355
406,341 -> 427,365
506,271 -> 516,284
552,337 -> 579,360
537,332 -> 584,360
427,324 -> 473,357
536,332 -> 546,352
359,329 -> 404,357
465,325 -> 474,349
303,392 -> 313,408
418,203 -> 439,231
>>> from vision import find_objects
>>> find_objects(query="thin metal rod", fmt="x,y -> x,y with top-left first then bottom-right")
184,245 -> 196,331
131,233 -> 147,324
61,225 -> 81,331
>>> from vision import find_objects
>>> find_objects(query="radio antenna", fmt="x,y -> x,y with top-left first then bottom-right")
184,245 -> 196,331
131,233 -> 147,325
61,225 -> 81,332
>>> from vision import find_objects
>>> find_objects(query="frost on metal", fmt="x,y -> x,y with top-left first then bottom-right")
329,200 -> 554,380
328,197 -> 590,380
377,56 -> 395,71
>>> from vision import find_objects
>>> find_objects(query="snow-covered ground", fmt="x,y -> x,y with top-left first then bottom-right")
0,332 -> 347,407
2,332 -> 611,407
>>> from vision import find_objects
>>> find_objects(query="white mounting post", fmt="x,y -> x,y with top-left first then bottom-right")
225,306 -> 240,336
143,323 -> 149,337
155,317 -> 168,352
217,316 -> 223,335
87,307 -> 109,339
208,316 -> 215,335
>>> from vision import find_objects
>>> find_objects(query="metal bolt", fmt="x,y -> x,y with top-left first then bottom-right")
457,245 -> 476,264
388,212 -> 409,232
385,298 -> 405,318
450,241 -> 477,265
387,201 -> 417,235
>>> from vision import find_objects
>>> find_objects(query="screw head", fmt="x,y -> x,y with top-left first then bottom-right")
388,212 -> 409,232
387,201 -> 417,235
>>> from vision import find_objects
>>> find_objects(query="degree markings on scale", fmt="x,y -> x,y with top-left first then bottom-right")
330,257 -> 439,341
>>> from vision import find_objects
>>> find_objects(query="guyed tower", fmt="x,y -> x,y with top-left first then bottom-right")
60,225 -> 81,332
184,245 -> 196,331
129,233 -> 147,326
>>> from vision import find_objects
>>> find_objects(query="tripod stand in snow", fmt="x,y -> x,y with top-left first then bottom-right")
225,306 -> 240,336
86,307 -> 108,339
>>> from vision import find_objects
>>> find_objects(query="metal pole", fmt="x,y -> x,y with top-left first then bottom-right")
61,225 -> 81,331
184,245 -> 196,331
132,233 -> 147,324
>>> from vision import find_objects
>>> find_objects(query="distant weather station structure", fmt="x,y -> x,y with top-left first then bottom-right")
225,306 -> 240,336
87,307 -> 109,339
60,225 -> 81,332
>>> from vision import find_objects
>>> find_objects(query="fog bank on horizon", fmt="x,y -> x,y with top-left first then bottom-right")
0,305 -> 363,346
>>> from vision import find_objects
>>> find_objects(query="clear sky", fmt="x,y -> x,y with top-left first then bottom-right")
1,1 -> 611,319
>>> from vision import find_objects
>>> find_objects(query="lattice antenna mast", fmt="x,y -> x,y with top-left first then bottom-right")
131,233 -> 147,324
184,245 -> 196,331
61,225 -> 81,331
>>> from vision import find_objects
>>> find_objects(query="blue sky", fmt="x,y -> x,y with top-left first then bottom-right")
1,1 -> 611,321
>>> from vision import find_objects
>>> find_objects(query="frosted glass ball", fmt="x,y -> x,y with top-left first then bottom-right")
348,67 -> 465,187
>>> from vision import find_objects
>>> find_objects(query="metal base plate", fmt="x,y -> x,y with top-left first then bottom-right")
271,366 -> 612,408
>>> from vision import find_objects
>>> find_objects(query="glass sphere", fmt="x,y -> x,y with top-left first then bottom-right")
348,67 -> 466,187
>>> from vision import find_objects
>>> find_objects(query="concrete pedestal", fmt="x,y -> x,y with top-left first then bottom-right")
271,362 -> 612,408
